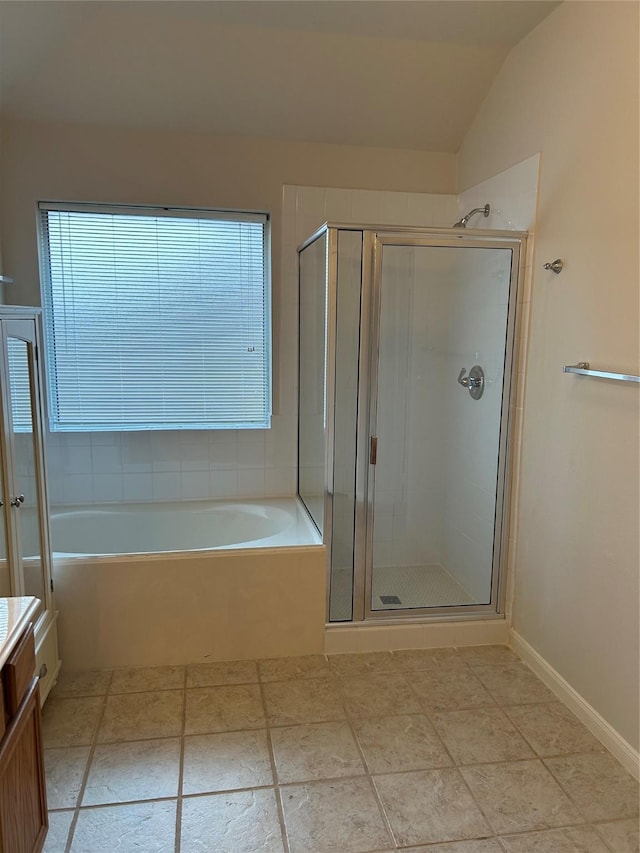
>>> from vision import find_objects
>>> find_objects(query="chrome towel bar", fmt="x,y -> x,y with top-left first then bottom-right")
563,362 -> 640,383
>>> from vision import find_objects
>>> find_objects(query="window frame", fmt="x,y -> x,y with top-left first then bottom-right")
36,200 -> 272,432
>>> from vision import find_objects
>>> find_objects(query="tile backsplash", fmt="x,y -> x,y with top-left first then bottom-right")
46,421 -> 295,506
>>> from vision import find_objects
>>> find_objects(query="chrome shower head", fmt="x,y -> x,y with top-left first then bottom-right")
452,203 -> 490,228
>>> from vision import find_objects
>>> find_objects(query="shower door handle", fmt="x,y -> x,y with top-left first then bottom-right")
370,436 -> 378,465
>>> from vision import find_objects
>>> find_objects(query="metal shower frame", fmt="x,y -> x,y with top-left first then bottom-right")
298,223 -> 528,625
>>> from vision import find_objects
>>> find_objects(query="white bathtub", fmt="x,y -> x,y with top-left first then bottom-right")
51,497 -> 320,557
51,497 -> 326,670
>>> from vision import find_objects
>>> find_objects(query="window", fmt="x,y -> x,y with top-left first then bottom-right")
38,203 -> 271,431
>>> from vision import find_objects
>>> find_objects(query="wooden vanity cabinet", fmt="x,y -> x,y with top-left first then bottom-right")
0,622 -> 47,853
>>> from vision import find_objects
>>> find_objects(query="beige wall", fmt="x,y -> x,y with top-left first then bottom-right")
0,119 -> 455,310
459,1 -> 639,749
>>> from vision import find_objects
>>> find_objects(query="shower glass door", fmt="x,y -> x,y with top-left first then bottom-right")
366,239 -> 517,615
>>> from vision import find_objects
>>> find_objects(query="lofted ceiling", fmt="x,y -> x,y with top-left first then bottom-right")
0,0 -> 560,152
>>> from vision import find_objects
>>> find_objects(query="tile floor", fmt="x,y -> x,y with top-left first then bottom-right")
41,646 -> 639,853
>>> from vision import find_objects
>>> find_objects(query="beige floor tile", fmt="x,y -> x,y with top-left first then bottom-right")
271,721 -> 364,783
43,810 -> 74,853
461,759 -> 584,834
259,654 -> 330,682
339,671 -> 421,718
408,668 -> 496,711
52,669 -> 111,698
327,651 -> 396,677
545,753 -> 640,822
42,696 -> 103,748
45,746 -> 90,810
374,767 -> 491,846
71,800 -> 177,852
391,647 -> 467,671
455,645 -> 519,666
186,660 -> 258,688
431,707 -> 534,765
263,677 -> 345,727
98,690 -> 183,743
281,777 -> 392,853
185,684 -> 265,735
109,665 -> 185,694
182,730 -> 273,794
507,702 -> 604,756
501,826 -> 610,852
595,818 -> 640,853
472,663 -> 556,705
404,842 -> 503,853
82,738 -> 181,805
181,789 -> 284,852
353,713 -> 452,773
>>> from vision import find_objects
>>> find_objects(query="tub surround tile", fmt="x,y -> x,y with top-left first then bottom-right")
71,800 -> 177,853
339,671 -> 422,718
185,684 -> 265,735
594,819 -> 640,852
258,654 -> 330,682
186,660 -> 259,688
180,789 -> 284,853
472,663 -> 556,705
42,810 -> 74,853
280,777 -> 392,853
270,721 -> 364,783
500,826 -> 611,852
42,696 -> 104,748
373,767 -> 491,846
82,738 -> 181,805
431,707 -> 535,765
408,667 -> 496,711
263,676 -> 345,727
109,665 -> 185,694
353,713 -> 452,774
45,746 -> 91,810
544,753 -> 640,822
506,702 -> 604,757
98,690 -> 184,743
327,651 -> 396,677
182,730 -> 273,794
460,759 -> 584,834
52,669 -> 112,698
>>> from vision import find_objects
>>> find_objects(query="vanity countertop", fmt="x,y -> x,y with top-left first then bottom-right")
0,597 -> 39,669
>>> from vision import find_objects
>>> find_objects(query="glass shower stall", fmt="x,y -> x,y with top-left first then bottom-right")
298,224 -> 526,623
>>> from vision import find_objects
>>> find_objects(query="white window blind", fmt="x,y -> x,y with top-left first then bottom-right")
38,203 -> 271,431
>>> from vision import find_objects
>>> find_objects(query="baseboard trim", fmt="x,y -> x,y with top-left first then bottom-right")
510,630 -> 640,780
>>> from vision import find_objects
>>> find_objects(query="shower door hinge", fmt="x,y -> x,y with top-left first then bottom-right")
50,578 -> 54,592
370,436 -> 378,465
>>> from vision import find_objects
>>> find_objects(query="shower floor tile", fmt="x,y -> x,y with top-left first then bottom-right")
42,647 -> 638,853
372,563 -> 475,609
